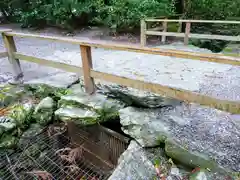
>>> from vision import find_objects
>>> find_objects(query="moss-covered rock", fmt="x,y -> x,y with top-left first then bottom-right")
97,83 -> 181,108
119,105 -> 240,174
24,83 -> 70,100
165,139 -> 220,171
0,134 -> 18,149
0,85 -> 25,107
55,107 -> 99,125
109,140 -> 190,180
57,84 -> 124,124
222,43 -> 240,56
8,103 -> 35,130
34,97 -> 55,126
59,90 -> 123,111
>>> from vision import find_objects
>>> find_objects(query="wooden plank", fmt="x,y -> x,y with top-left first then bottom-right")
90,70 -> 240,114
146,31 -> 240,42
161,20 -> 168,43
0,52 -> 7,58
2,34 -> 23,79
178,21 -> 182,33
14,53 -> 81,73
146,31 -> 185,37
184,22 -> 191,45
189,33 -> 240,41
145,19 -> 240,24
141,20 -> 147,47
0,29 -> 12,33
80,45 -> 95,94
5,32 -> 240,66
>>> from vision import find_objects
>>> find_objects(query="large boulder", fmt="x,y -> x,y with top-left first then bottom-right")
55,83 -> 124,125
108,140 -> 185,180
24,72 -> 79,89
55,107 -> 99,125
109,141 -> 229,180
97,83 -> 182,108
119,104 -> 240,174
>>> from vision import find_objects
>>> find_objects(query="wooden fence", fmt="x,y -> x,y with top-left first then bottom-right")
0,29 -> 240,114
141,19 -> 240,46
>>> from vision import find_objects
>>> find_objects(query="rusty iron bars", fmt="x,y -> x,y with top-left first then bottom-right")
140,19 -> 240,46
0,30 -> 240,114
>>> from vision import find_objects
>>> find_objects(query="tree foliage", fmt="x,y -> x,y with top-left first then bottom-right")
0,0 -> 175,31
184,0 -> 240,52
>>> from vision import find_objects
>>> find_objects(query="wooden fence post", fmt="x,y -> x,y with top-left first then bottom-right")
2,33 -> 23,83
141,20 -> 147,47
161,19 -> 168,43
80,45 -> 95,94
184,22 -> 191,45
178,21 -> 182,33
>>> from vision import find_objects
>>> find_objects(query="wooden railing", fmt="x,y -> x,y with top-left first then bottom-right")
141,19 -> 240,46
1,30 -> 240,114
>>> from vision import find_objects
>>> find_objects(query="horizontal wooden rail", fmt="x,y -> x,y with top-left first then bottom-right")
2,31 -> 240,114
146,31 -> 185,37
10,52 -> 240,114
0,29 -> 12,33
4,32 -> 240,66
14,53 -> 82,74
146,31 -> 240,42
0,52 -> 7,58
91,70 -> 240,114
145,19 -> 240,24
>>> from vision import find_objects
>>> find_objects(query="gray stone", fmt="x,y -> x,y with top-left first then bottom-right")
0,116 -> 16,131
55,107 -> 99,125
60,83 -> 124,111
119,104 -> 240,173
34,97 -> 54,113
97,83 -> 182,108
222,42 -> 240,55
0,85 -> 25,107
109,140 -> 189,180
108,141 -> 157,180
34,97 -> 55,126
24,72 -> 79,88
57,84 -> 124,123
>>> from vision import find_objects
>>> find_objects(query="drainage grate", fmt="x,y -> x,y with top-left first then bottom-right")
0,123 -> 129,180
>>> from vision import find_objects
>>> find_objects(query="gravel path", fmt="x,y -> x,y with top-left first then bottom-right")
0,26 -> 239,103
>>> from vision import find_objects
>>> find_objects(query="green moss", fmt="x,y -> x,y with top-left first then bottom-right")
165,139 -> 220,172
0,85 -> 25,107
167,22 -> 180,32
58,99 -> 85,109
0,135 -> 18,149
96,105 -> 119,122
24,84 -> 70,100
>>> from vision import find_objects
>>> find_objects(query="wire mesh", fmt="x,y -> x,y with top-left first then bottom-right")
0,123 -> 129,180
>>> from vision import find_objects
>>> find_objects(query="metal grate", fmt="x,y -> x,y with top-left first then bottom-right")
0,123 -> 129,180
